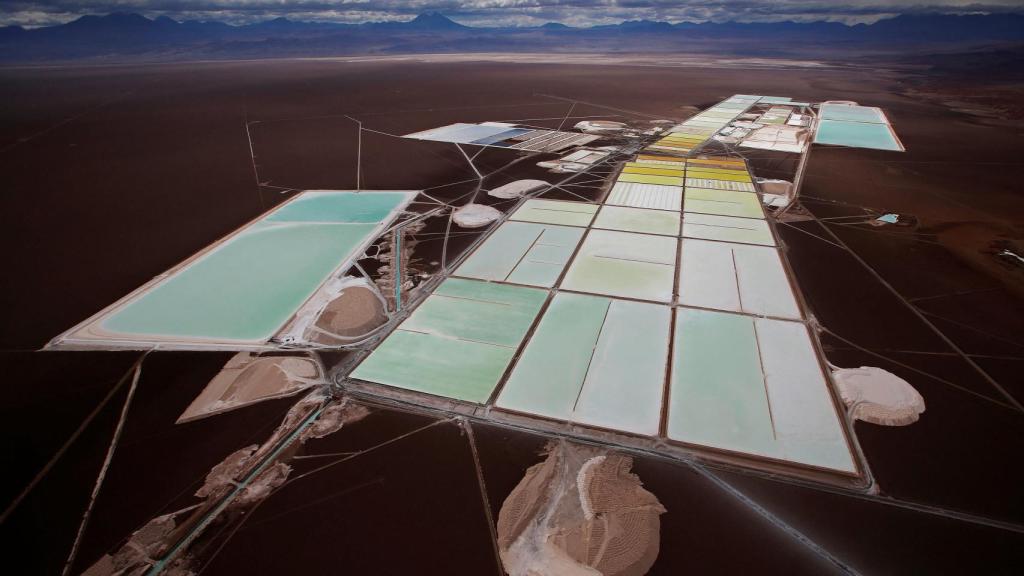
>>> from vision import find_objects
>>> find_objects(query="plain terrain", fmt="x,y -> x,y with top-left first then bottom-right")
1,56 -> 1022,574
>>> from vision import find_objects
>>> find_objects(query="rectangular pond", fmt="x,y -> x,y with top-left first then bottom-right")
683,188 -> 765,219
455,221 -> 584,287
606,183 -> 682,211
509,198 -> 598,227
668,308 -> 856,473
351,278 -> 548,403
53,190 -> 416,348
678,239 -> 800,319
814,119 -> 904,152
559,229 -> 677,303
496,293 -> 669,435
682,213 -> 775,246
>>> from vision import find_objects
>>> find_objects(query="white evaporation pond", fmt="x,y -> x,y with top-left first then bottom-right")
678,239 -> 800,319
497,293 -> 669,436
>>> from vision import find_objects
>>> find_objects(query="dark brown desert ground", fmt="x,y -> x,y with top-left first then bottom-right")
1,56 -> 1022,574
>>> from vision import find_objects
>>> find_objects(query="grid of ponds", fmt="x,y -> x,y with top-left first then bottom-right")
351,106 -> 858,475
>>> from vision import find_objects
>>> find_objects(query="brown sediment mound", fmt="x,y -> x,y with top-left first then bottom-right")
497,442 -> 563,551
234,358 -> 318,395
86,393 -> 352,575
82,508 -> 197,576
312,285 -> 388,341
177,354 -> 320,424
375,220 -> 426,308
302,399 -> 371,440
497,441 -> 666,576
196,444 -> 259,498
235,462 -> 292,506
572,456 -> 665,575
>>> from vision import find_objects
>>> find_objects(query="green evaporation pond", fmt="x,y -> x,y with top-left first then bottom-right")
593,206 -> 681,236
682,213 -> 774,246
497,294 -> 670,435
102,221 -> 377,342
684,188 -> 764,220
351,278 -> 548,403
455,222 -> 583,288
267,191 -> 411,223
403,277 -> 550,347
510,199 -> 597,227
560,229 -> 677,303
668,308 -> 776,456
351,330 -> 516,403
497,292 -> 610,419
814,119 -> 902,151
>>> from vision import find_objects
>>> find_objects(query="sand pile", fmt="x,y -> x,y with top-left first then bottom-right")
497,441 -> 665,576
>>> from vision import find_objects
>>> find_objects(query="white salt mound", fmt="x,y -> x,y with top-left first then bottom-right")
453,203 -> 501,228
489,179 -> 549,199
833,366 -> 925,426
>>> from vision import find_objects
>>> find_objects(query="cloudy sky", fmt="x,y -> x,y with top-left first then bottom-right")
3,0 -> 1023,28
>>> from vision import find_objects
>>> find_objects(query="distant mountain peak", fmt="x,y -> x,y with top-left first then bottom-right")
254,16 -> 300,28
619,19 -> 673,29
408,12 -> 466,29
65,12 -> 155,29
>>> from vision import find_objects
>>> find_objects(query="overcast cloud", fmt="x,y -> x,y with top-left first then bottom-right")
3,0 -> 1023,28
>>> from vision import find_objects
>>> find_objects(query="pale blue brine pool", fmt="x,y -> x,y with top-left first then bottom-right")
814,119 -> 904,151
100,191 -> 413,343
265,191 -> 413,223
819,103 -> 888,123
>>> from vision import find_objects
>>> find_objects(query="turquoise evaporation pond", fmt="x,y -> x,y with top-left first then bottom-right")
814,119 -> 903,151
101,191 -> 411,342
818,104 -> 887,124
265,191 -> 413,223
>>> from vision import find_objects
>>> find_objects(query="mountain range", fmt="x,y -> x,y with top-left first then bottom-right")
2,11 -> 1023,63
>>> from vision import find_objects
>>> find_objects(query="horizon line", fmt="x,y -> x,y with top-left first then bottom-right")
6,9 -> 1022,31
